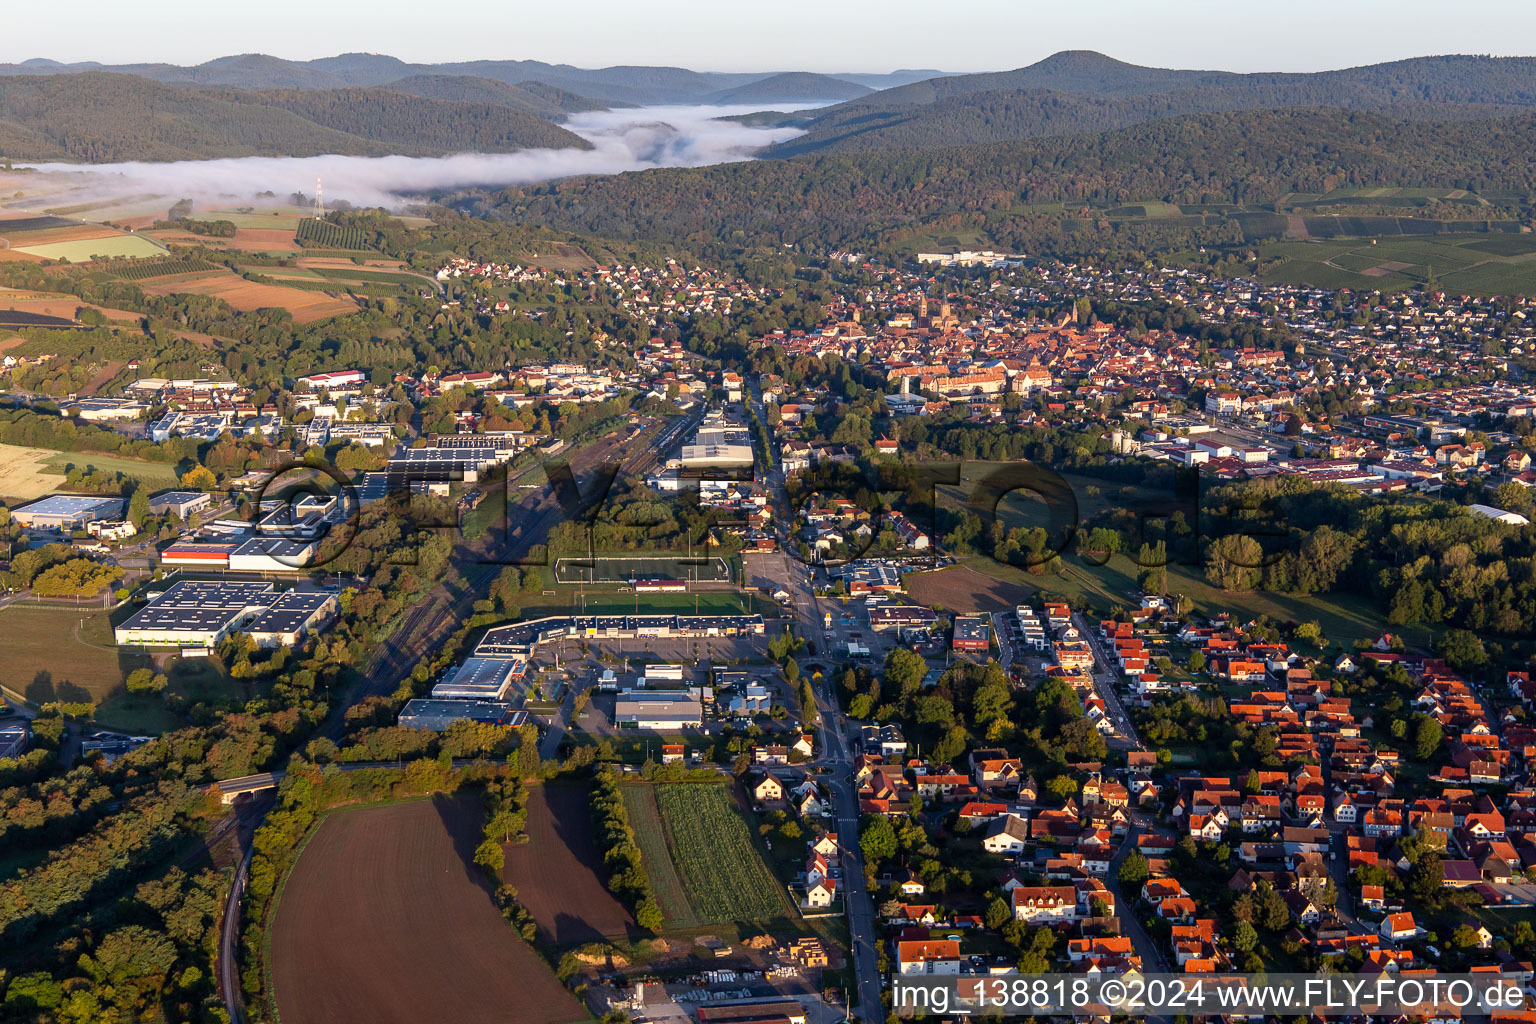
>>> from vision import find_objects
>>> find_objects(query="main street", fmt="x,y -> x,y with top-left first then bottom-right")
749,377 -> 884,1024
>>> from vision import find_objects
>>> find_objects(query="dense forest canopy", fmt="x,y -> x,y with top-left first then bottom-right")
483,107 -> 1536,254
0,73 -> 590,162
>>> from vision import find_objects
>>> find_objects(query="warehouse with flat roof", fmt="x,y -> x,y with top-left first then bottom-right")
11,494 -> 123,531
148,490 -> 213,518
244,591 -> 337,647
398,699 -> 524,732
114,581 -> 336,648
614,689 -> 703,729
431,657 -> 528,701
115,581 -> 277,646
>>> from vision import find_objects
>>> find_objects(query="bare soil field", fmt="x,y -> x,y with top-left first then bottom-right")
140,270 -> 356,323
905,563 -> 1035,613
0,289 -> 140,322
271,795 -> 587,1024
503,782 -> 636,945
299,255 -> 408,270
0,249 -> 46,263
0,225 -> 120,247
79,360 -> 126,396
523,242 -> 597,272
0,441 -> 63,500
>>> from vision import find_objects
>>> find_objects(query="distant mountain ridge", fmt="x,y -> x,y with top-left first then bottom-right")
0,73 -> 591,162
774,51 -> 1536,154
0,52 -> 949,106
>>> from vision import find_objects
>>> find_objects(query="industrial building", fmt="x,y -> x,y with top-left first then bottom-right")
114,581 -> 333,647
695,999 -> 808,1024
148,490 -> 213,518
10,494 -> 123,531
229,536 -> 318,572
475,614 -> 766,656
397,699 -> 525,732
244,591 -> 338,647
431,657 -> 529,701
614,690 -> 704,729
160,541 -> 241,570
158,536 -> 317,572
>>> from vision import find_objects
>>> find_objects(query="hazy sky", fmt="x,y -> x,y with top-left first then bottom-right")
5,0 -> 1532,73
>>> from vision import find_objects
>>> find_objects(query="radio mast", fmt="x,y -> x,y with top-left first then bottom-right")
312,176 -> 325,220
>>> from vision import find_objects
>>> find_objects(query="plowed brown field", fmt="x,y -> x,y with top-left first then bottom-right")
270,795 -> 587,1024
141,270 -> 355,323
502,783 -> 636,945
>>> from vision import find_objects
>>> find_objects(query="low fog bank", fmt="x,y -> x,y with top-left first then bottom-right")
15,104 -> 808,212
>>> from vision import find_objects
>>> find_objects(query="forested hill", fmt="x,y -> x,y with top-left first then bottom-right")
484,107 -> 1536,252
706,72 -> 874,105
775,52 -> 1536,154
0,73 -> 591,162
379,75 -> 613,117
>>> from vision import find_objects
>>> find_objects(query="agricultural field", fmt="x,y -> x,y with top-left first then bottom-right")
0,442 -> 66,500
295,218 -> 372,250
501,782 -> 636,944
39,450 -> 179,491
229,227 -> 299,252
0,287 -> 142,322
622,782 -> 793,931
1208,233 -> 1536,296
619,784 -> 698,928
0,606 -> 150,708
270,796 -> 587,1024
106,257 -> 221,281
12,235 -> 167,261
139,269 -> 357,323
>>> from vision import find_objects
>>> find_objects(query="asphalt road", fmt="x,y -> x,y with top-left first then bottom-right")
749,376 -> 884,1023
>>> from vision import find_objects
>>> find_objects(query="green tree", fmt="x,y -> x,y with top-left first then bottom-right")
1407,852 -> 1443,902
883,647 -> 927,707
860,814 -> 897,866
1414,716 -> 1443,760
125,668 -> 168,696
1438,629 -> 1488,673
127,488 -> 150,529
1206,534 -> 1264,591
1117,851 -> 1149,886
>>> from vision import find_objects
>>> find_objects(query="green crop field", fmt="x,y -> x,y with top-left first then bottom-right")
40,451 -> 179,490
1170,232 -> 1536,296
108,258 -> 220,281
621,782 -> 792,930
312,268 -> 424,285
620,784 -> 700,928
15,235 -> 167,261
296,219 -> 371,250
